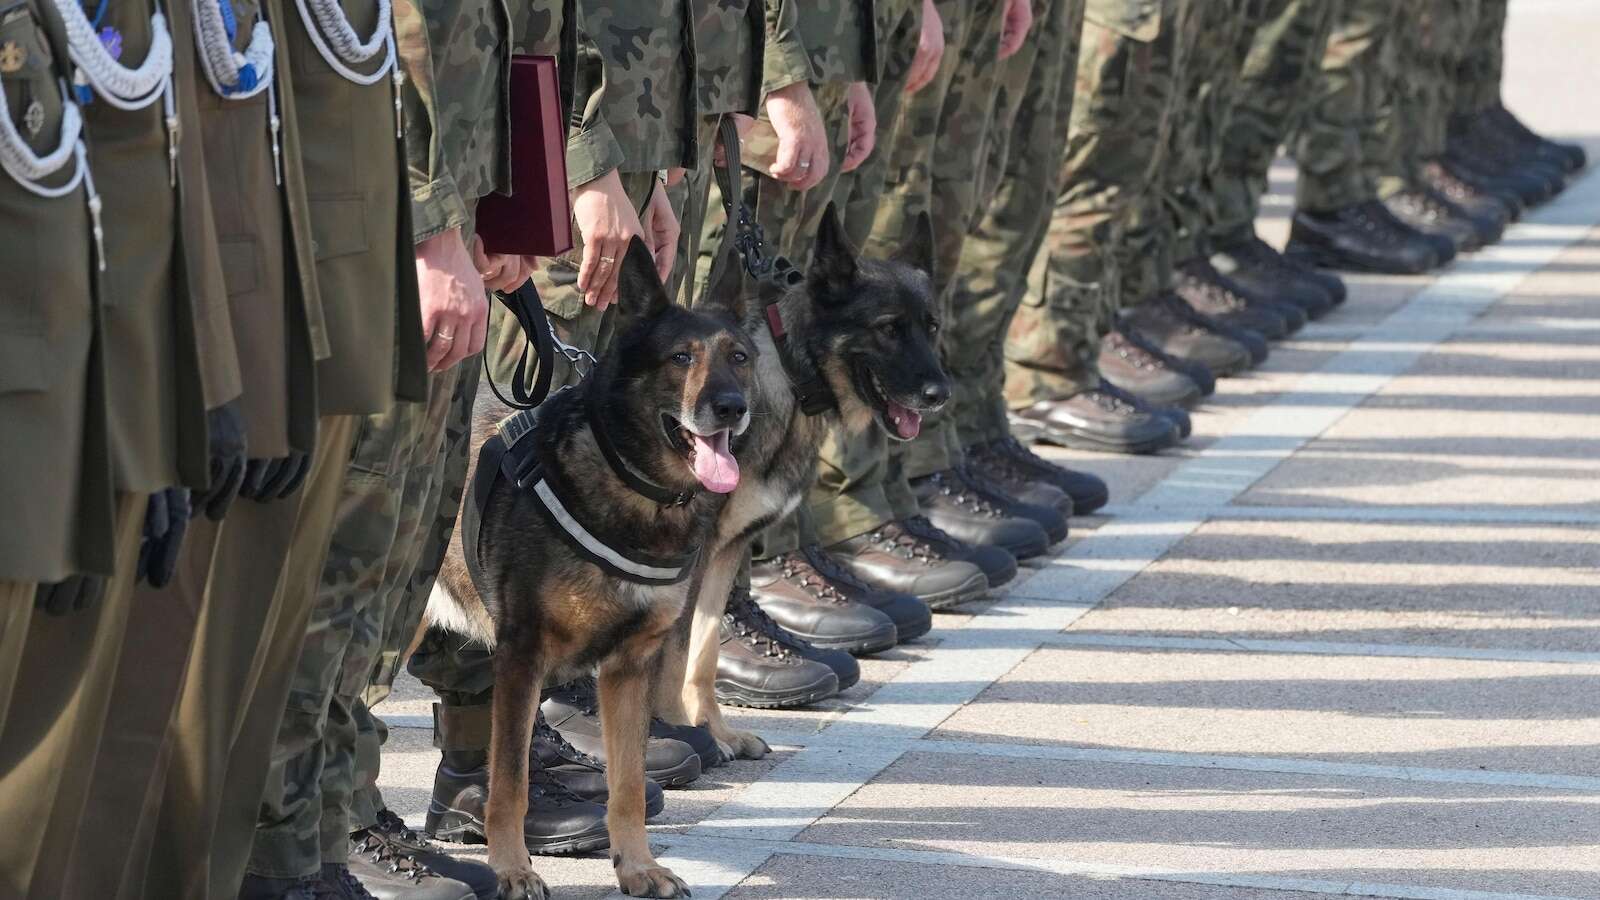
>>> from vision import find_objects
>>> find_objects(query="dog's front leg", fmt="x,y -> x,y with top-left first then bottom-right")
487,646 -> 549,900
682,552 -> 769,760
600,653 -> 690,898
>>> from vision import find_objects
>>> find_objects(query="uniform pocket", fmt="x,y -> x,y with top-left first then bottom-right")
309,194 -> 370,260
0,0 -> 69,338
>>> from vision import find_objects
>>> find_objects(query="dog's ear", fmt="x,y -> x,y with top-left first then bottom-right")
699,240 -> 749,323
808,202 -> 858,298
890,211 -> 937,283
615,236 -> 672,321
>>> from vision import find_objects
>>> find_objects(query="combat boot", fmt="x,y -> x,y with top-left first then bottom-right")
532,712 -> 666,814
910,469 -> 1052,559
1382,188 -> 1486,252
717,588 -> 846,706
1443,138 -> 1558,205
1010,388 -> 1181,456
1178,257 -> 1304,337
796,544 -> 933,641
1374,201 -> 1457,266
972,437 -> 1110,514
1210,236 -> 1339,318
1447,119 -> 1566,200
751,552 -> 899,655
1286,202 -> 1440,275
956,446 -> 1073,515
1121,294 -> 1263,374
1440,149 -> 1547,209
1483,103 -> 1585,172
540,678 -> 703,786
1097,329 -> 1205,409
649,719 -> 724,772
827,521 -> 991,608
1101,382 -> 1190,439
957,464 -> 1069,544
897,515 -> 1017,588
424,753 -> 610,854
1420,159 -> 1520,225
347,813 -> 492,900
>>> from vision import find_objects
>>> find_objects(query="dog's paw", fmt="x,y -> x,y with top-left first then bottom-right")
617,864 -> 691,898
496,867 -> 550,900
726,728 -> 770,760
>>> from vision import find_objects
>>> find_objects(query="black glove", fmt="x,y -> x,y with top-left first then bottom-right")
33,575 -> 106,615
194,400 -> 248,521
137,488 -> 192,588
240,450 -> 312,503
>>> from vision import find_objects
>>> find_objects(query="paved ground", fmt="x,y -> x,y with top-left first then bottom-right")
376,4 -> 1600,897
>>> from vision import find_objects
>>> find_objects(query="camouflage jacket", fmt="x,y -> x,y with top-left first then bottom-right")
762,0 -> 816,93
569,0 -> 697,183
395,0 -> 513,240
1085,0 -> 1161,40
692,0 -> 764,115
796,0 -> 876,86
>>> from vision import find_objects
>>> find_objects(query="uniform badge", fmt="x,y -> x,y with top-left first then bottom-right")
23,99 -> 43,136
0,40 -> 26,73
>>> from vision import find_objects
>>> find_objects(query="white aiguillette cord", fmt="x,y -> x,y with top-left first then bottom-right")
191,0 -> 283,182
0,74 -> 105,268
51,0 -> 179,185
291,0 -> 402,136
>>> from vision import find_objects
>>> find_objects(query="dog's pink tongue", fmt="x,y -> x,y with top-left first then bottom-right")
690,430 -> 740,493
889,401 -> 923,439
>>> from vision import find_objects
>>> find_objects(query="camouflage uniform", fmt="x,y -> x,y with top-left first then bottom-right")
1205,0 -> 1340,245
372,0 -> 702,810
1455,0 -> 1504,117
1004,0 -> 1195,407
246,0 -> 512,877
1290,0 -> 1396,213
945,0 -> 1087,448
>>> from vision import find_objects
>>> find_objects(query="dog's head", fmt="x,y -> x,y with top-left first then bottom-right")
803,205 -> 950,441
602,238 -> 758,494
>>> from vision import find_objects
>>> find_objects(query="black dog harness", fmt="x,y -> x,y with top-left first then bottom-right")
465,289 -> 700,588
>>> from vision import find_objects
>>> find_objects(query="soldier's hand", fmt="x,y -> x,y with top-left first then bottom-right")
765,82 -> 828,190
841,82 -> 877,173
664,167 -> 688,187
241,452 -> 312,503
472,240 -> 538,293
416,227 -> 489,372
137,488 -> 191,589
34,576 -> 105,616
195,400 -> 248,521
642,183 -> 680,282
572,169 -> 646,310
714,114 -> 756,168
906,0 -> 944,94
998,0 -> 1033,59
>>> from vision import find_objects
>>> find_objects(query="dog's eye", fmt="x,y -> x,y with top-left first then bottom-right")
877,321 -> 899,338
730,350 -> 749,365
926,318 -> 941,336
670,352 -> 693,367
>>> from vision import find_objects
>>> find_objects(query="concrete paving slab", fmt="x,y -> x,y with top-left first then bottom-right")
797,752 -> 1600,899
723,852 -> 1330,900
1071,519 -> 1600,652
929,647 -> 1600,776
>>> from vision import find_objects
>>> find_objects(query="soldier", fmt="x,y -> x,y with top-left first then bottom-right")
939,0 -> 1109,521
1283,0 -> 1457,276
1205,0 -> 1347,319
1004,0 -> 1205,456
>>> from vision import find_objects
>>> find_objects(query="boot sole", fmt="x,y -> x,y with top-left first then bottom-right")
1033,423 -> 1180,456
715,671 -> 839,708
646,752 -> 703,788
787,621 -> 900,656
923,569 -> 994,611
425,804 -> 611,856
1284,242 -> 1436,276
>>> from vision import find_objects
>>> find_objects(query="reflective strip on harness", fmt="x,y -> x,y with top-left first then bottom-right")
528,477 -> 690,583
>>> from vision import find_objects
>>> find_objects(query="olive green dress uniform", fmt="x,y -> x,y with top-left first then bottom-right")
0,0 -> 119,894
1004,0 -> 1194,407
944,0 -> 1087,449
404,0 -> 704,777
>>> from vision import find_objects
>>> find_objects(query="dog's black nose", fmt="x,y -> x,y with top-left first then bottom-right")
711,392 -> 748,423
921,381 -> 951,408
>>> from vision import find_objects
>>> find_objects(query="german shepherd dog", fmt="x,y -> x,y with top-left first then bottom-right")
431,237 -> 758,899
654,204 -> 950,768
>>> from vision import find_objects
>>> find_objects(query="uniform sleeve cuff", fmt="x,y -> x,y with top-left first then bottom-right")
761,37 -> 815,96
410,175 -> 470,243
565,122 -> 627,189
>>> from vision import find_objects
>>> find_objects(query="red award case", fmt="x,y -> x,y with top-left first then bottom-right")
474,55 -> 573,257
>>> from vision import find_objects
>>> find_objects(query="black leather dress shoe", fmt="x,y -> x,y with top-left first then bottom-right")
752,552 -> 899,655
910,469 -> 1051,560
1286,202 -> 1440,275
828,521 -> 991,609
1210,236 -> 1339,318
1010,390 -> 1181,456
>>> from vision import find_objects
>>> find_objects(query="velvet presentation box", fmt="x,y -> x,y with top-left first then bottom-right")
474,55 -> 573,258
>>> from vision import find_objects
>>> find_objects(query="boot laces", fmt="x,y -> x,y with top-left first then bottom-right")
996,437 -> 1066,481
799,544 -> 875,595
725,589 -> 804,658
870,522 -> 941,563
928,471 -> 1004,518
552,676 -> 601,716
1086,386 -> 1141,415
776,552 -> 850,605
536,711 -> 605,769
529,762 -> 590,804
350,830 -> 437,885
1105,330 -> 1165,370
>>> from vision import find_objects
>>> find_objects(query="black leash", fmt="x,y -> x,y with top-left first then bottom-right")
712,115 -> 836,416
482,281 -> 559,411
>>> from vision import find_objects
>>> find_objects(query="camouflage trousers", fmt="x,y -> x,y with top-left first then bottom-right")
1292,0 -> 1397,213
1367,1 -> 1478,199
1456,0 -> 1505,116
1004,0 -> 1194,407
946,0 -> 1086,447
249,359 -> 478,877
1205,0 -> 1340,245
403,171 -> 659,756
